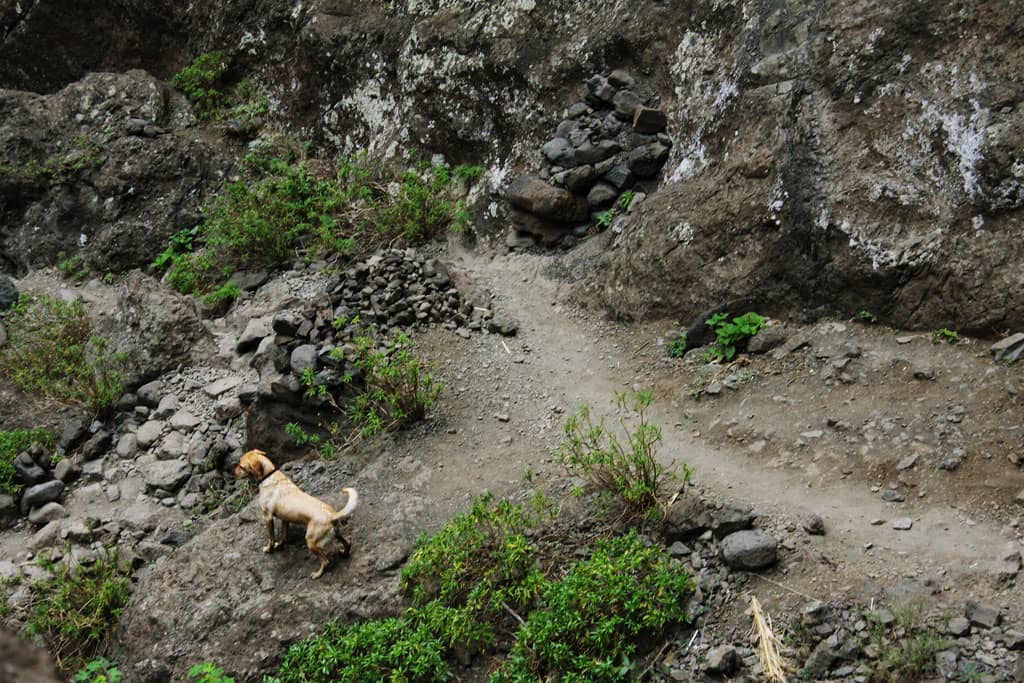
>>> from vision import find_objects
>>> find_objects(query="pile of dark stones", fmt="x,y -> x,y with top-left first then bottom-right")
506,69 -> 673,247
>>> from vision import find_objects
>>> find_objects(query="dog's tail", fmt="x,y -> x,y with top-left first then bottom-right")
332,487 -> 358,521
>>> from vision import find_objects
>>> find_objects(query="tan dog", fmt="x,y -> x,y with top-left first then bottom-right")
234,449 -> 358,579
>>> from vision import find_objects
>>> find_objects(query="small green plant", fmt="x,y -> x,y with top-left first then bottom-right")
187,662 -> 236,683
667,330 -> 688,358
703,311 -> 767,362
73,657 -> 123,683
0,428 -> 54,496
558,390 -> 690,521
491,530 -> 694,682
27,548 -> 132,672
172,51 -> 231,120
593,191 -> 637,232
201,282 -> 242,314
345,330 -> 442,438
0,294 -> 126,416
933,327 -> 959,344
284,422 -> 321,448
855,310 -> 878,324
866,601 -> 949,682
57,252 -> 90,282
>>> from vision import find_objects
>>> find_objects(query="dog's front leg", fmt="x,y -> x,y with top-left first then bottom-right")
262,511 -> 276,554
274,521 -> 288,549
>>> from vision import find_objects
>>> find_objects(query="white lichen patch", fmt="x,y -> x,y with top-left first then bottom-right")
671,221 -> 694,246
669,139 -> 708,183
837,218 -> 941,270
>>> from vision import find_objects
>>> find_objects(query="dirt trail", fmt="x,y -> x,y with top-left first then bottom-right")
423,244 -> 1022,606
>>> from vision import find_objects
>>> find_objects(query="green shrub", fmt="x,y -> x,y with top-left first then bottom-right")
491,531 -> 694,682
201,282 -> 242,314
73,657 -> 123,683
172,51 -> 231,120
269,617 -> 449,683
154,151 -> 483,296
27,548 -> 132,672
345,330 -> 443,438
703,311 -> 767,362
0,428 -> 54,496
401,492 -> 544,621
187,662 -> 236,683
558,391 -> 689,521
0,294 -> 126,416
866,601 -> 948,681
667,331 -> 688,358
855,310 -> 878,324
932,327 -> 959,344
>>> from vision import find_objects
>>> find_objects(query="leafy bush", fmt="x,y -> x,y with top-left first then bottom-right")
344,330 -> 443,438
932,327 -> 959,344
58,252 -> 89,282
667,331 -> 688,358
0,294 -> 126,416
269,617 -> 449,683
703,311 -> 767,362
73,657 -> 123,683
156,151 -> 482,296
172,51 -> 231,120
402,492 -> 544,617
27,548 -> 132,672
0,428 -> 54,496
558,391 -> 689,521
187,662 -> 236,683
855,310 -> 878,324
491,531 -> 694,682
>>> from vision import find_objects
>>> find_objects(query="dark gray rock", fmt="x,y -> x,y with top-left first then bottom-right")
144,459 -> 192,493
627,142 -> 670,177
947,616 -> 971,636
585,75 -> 615,104
803,639 -> 839,678
13,455 -> 46,486
720,529 -> 778,570
632,106 -> 668,134
28,502 -> 66,525
574,140 -> 620,166
541,137 -> 575,167
607,69 -> 635,88
586,182 -> 619,208
153,394 -> 179,420
705,645 -> 741,675
136,380 -> 164,408
803,514 -> 826,535
272,311 -> 304,337
991,333 -> 1024,363
290,344 -> 319,375
80,429 -> 112,461
59,416 -> 88,450
965,600 -> 1001,629
237,316 -> 273,353
712,504 -> 755,538
602,163 -> 634,190
21,480 -> 65,510
661,496 -> 713,542
0,494 -> 17,523
0,275 -> 17,311
53,457 -> 80,482
748,328 -> 787,354
612,89 -> 642,121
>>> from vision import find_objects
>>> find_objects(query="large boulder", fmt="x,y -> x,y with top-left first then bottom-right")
506,175 -> 590,224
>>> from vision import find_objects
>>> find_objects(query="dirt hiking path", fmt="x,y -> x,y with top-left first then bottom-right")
416,243 -> 1023,610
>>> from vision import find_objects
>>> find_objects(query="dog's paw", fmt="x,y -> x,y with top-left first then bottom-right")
262,545 -> 273,554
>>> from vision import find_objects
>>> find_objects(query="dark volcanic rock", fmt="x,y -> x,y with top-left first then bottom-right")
506,175 -> 589,224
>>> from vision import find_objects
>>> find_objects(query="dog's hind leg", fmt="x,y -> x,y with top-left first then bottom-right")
307,525 -> 331,579
262,511 -> 276,554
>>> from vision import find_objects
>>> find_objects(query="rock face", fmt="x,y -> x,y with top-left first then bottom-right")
1,2 -> 1021,331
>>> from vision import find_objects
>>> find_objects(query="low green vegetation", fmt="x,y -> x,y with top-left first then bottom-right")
171,51 -> 232,120
200,282 -> 242,314
266,493 -> 693,683
187,662 -> 236,683
152,147 -> 483,297
594,190 -> 636,231
26,548 -> 132,672
1,133 -> 106,187
558,390 -> 690,521
0,428 -> 54,496
854,309 -> 878,324
703,311 -> 767,362
0,294 -> 126,416
58,252 -> 90,282
667,330 -> 688,358
343,329 -> 443,438
864,601 -> 948,682
492,531 -> 694,682
932,327 -> 959,344
73,658 -> 123,683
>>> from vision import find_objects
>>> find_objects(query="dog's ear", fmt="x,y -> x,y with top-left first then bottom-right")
248,458 -> 264,478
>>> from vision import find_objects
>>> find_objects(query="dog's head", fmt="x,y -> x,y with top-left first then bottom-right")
235,449 -> 274,481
